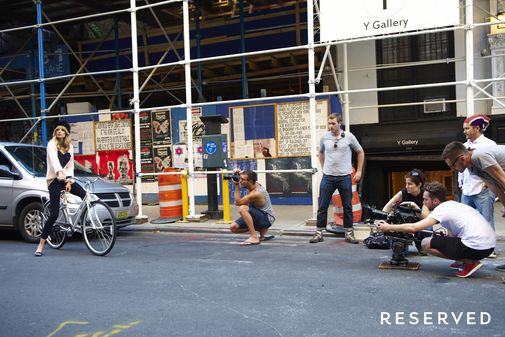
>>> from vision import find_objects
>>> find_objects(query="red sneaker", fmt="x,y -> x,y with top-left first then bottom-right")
449,261 -> 463,270
455,261 -> 482,278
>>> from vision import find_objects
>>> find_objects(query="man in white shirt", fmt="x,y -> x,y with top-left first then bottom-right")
458,114 -> 497,258
378,182 -> 495,278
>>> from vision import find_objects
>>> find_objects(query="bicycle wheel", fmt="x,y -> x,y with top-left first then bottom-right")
82,200 -> 117,256
43,201 -> 67,249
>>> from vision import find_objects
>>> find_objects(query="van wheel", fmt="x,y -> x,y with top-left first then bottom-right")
18,202 -> 43,243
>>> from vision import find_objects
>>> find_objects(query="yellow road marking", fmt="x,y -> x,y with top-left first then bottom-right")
46,321 -> 89,337
47,320 -> 141,337
112,321 -> 141,329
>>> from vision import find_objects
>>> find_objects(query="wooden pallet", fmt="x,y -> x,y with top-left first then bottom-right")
379,261 -> 420,271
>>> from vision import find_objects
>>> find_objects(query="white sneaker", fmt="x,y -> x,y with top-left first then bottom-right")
487,251 -> 497,259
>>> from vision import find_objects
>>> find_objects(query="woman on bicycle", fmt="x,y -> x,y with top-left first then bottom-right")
35,120 -> 86,256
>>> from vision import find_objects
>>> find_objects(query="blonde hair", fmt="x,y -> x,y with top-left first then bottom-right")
52,128 -> 71,153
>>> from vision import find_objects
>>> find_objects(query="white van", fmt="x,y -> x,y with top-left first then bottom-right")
0,142 -> 138,242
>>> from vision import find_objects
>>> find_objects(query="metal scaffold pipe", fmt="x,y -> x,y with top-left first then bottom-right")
36,0 -> 47,145
130,0 -> 143,217
183,0 -> 196,217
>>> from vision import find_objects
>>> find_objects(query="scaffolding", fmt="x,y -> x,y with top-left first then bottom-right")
0,0 -> 504,220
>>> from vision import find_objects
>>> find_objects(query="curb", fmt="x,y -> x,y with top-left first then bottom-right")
122,224 -> 300,237
122,223 -> 505,242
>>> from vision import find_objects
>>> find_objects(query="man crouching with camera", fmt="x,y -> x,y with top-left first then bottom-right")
229,169 -> 276,246
377,182 -> 495,278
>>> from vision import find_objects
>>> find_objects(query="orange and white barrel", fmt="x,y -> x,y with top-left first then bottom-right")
332,171 -> 362,226
152,168 -> 183,223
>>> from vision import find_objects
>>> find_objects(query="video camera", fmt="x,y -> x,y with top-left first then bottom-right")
363,203 -> 421,225
363,204 -> 422,266
223,173 -> 240,183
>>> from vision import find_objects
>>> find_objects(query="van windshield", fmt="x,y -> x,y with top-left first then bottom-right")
5,145 -> 95,177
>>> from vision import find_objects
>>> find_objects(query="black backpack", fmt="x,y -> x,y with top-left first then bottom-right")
363,231 -> 389,249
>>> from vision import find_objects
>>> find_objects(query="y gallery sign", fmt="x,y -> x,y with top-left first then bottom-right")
320,0 -> 460,42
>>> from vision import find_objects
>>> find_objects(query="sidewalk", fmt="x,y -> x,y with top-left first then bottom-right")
124,204 -> 505,242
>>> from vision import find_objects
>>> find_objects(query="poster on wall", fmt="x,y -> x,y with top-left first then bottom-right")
229,105 -> 276,159
140,145 -> 155,177
139,111 -> 154,181
265,157 -> 312,197
153,146 -> 172,173
74,154 -> 98,174
97,150 -> 133,184
252,139 -> 276,158
194,142 -> 203,169
111,112 -> 130,120
151,109 -> 171,146
178,107 -> 204,143
173,144 -> 188,169
276,100 -> 329,157
170,142 -> 203,169
71,121 -> 95,155
95,120 -> 132,151
140,111 -> 153,142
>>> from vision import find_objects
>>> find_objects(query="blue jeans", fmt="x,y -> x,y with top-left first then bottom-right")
461,188 -> 495,230
317,174 -> 353,229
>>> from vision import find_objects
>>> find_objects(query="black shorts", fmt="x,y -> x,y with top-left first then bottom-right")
430,236 -> 494,261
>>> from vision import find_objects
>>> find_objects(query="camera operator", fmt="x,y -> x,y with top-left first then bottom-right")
382,169 -> 430,255
377,182 -> 495,278
383,169 -> 429,218
229,170 -> 276,246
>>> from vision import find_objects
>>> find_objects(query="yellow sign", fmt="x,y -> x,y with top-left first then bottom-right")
116,210 -> 128,219
490,15 -> 505,35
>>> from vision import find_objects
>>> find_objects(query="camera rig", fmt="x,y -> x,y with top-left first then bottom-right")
363,204 -> 423,270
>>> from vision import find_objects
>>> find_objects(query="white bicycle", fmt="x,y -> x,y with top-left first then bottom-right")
43,177 -> 117,256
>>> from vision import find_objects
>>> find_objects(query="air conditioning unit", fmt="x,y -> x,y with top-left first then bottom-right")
423,98 -> 446,113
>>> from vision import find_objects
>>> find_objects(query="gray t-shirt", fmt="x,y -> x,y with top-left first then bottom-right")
319,131 -> 363,176
470,145 -> 505,185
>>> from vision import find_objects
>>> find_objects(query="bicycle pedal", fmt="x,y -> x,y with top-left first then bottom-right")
59,225 -> 72,234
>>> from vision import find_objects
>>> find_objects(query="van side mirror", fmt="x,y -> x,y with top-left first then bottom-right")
0,164 -> 22,179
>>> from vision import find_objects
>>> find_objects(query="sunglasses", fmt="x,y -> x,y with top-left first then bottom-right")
334,132 -> 345,148
409,170 -> 420,177
448,155 -> 463,169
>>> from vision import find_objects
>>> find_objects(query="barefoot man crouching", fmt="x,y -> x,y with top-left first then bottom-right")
230,169 -> 276,245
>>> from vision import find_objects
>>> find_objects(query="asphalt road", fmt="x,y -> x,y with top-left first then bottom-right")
1,231 -> 504,337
